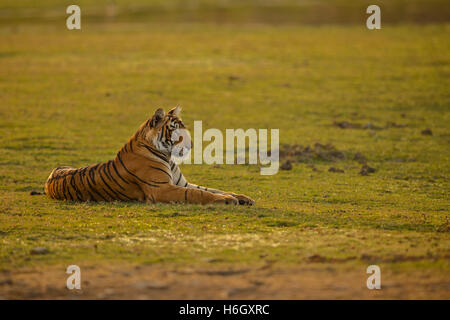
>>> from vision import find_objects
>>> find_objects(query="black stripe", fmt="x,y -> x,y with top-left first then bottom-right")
51,179 -> 58,198
142,144 -> 169,163
56,179 -> 63,199
112,160 -> 130,185
73,172 -> 84,201
148,158 -> 171,170
54,180 -> 60,198
61,175 -> 70,199
149,165 -> 172,179
100,187 -> 115,201
184,189 -> 188,203
97,166 -> 118,196
56,176 -> 65,197
54,177 -> 61,198
78,168 -> 87,190
176,173 -> 182,185
184,182 -> 188,187
105,161 -> 126,190
67,186 -> 74,201
85,174 -> 108,201
98,168 -> 129,201
61,178 -> 68,200
129,140 -> 133,152
66,182 -> 73,200
70,174 -> 83,201
86,190 -> 96,201
79,169 -> 98,201
88,165 -> 99,185
115,188 -> 134,201
150,180 -> 169,184
117,153 -> 160,188
160,126 -> 166,142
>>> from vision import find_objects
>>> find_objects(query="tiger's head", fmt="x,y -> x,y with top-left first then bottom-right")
140,106 -> 190,157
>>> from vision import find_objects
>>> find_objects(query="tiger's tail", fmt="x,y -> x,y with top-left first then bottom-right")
30,191 -> 46,196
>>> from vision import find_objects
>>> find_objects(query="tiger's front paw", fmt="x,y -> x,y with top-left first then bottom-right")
214,194 -> 238,205
230,193 -> 255,206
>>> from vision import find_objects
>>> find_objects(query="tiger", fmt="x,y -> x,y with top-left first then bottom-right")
41,107 -> 254,205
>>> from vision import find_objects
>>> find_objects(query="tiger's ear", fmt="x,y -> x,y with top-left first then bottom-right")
168,106 -> 182,117
150,108 -> 165,128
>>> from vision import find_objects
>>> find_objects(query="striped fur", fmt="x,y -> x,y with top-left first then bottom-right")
44,107 -> 254,205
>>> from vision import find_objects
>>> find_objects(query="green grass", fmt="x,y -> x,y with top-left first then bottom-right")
1,0 -> 449,25
0,21 -> 449,275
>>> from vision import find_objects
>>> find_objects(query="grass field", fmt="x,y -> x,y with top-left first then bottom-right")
0,2 -> 449,298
